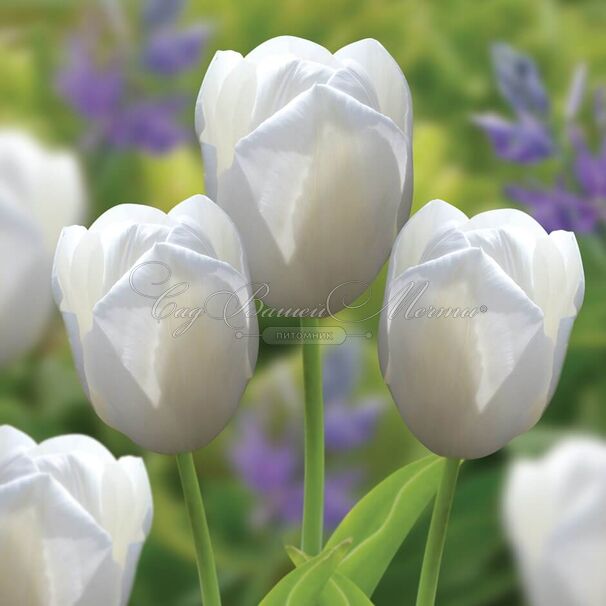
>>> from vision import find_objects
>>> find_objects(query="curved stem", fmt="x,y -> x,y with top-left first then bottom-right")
300,317 -> 325,555
416,458 -> 461,606
176,453 -> 222,606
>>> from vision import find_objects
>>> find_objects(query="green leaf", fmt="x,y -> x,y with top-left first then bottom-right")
285,546 -> 374,605
259,539 -> 351,605
326,455 -> 444,595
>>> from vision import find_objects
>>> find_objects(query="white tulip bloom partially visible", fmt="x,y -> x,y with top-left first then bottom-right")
379,200 -> 584,459
196,36 -> 412,311
504,438 -> 606,606
0,130 -> 85,367
0,425 -> 152,606
53,195 -> 258,454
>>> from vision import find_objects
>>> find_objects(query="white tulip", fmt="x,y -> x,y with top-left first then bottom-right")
0,130 -> 86,366
504,437 -> 606,606
196,36 -> 412,311
53,195 -> 258,454
379,200 -> 584,459
0,424 -> 152,606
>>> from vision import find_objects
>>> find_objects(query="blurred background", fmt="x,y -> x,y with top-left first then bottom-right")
1,0 -> 605,604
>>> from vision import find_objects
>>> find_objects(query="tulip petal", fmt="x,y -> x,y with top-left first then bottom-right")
532,231 -> 584,400
0,130 -> 85,248
0,473 -> 116,606
335,38 -> 412,135
0,194 -> 52,366
89,203 -> 169,233
387,199 -> 468,280
504,439 -> 606,606
0,425 -> 35,466
548,230 -> 585,312
35,434 -> 115,462
246,35 -> 338,66
249,57 -> 334,131
194,50 -> 245,137
462,226 -> 536,299
380,247 -> 552,459
218,83 -> 408,310
82,242 -> 257,453
196,52 -> 257,198
465,207 -> 547,239
169,194 -> 251,279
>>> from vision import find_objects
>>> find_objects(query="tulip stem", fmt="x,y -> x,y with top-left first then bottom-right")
416,458 -> 461,606
176,453 -> 222,606
300,317 -> 325,555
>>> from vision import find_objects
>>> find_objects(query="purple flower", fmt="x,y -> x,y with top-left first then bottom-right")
142,0 -> 185,27
143,25 -> 209,75
107,98 -> 190,154
506,183 -> 600,233
473,112 -> 554,164
230,418 -> 360,531
491,43 -> 549,115
477,44 -> 606,234
570,129 -> 606,199
56,39 -> 124,120
322,342 -> 361,403
325,398 -> 381,451
56,0 -> 210,155
231,416 -> 297,493
230,342 -> 384,532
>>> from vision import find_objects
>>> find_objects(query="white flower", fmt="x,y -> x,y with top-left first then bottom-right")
0,130 -> 86,366
504,437 -> 606,606
379,200 -> 584,459
53,195 -> 258,454
196,36 -> 412,311
0,425 -> 152,606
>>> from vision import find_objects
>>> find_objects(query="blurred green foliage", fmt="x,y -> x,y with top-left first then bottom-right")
0,0 -> 605,604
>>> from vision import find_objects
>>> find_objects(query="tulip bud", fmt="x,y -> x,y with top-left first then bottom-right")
504,437 -> 606,606
378,200 -> 584,459
0,130 -> 85,366
53,195 -> 258,454
0,425 -> 152,606
196,36 -> 412,311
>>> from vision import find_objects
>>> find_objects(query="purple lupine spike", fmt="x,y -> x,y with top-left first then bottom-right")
322,341 -> 362,403
325,398 -> 382,451
506,183 -> 600,233
267,472 -> 359,530
107,98 -> 190,154
56,38 -> 124,120
473,112 -> 554,163
569,128 -> 606,198
491,43 -> 549,115
143,24 -> 210,75
230,416 -> 297,493
142,0 -> 185,28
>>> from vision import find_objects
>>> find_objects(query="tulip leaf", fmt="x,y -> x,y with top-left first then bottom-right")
325,455 -> 444,596
259,539 -> 351,605
286,546 -> 374,605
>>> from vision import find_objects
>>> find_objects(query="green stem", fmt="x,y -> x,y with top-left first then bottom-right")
300,317 -> 325,555
176,453 -> 222,606
416,458 -> 461,606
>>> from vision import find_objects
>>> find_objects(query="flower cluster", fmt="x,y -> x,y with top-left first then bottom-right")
230,342 -> 383,531
56,0 -> 210,154
474,43 -> 606,233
